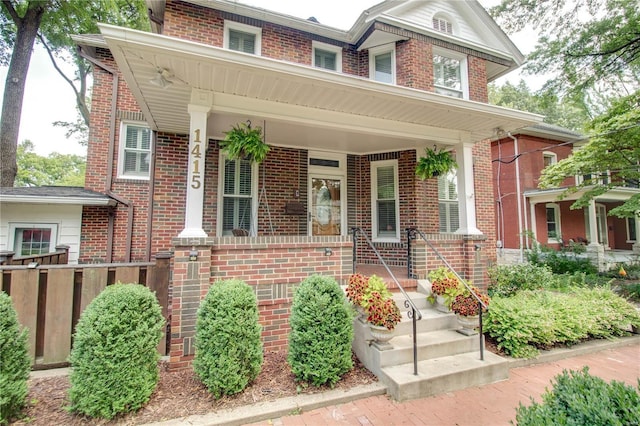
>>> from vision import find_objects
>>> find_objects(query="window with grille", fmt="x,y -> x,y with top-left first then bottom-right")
546,203 -> 561,241
433,17 -> 453,34
438,171 -> 459,233
224,21 -> 261,55
11,224 -> 57,256
371,160 -> 399,240
119,123 -> 151,178
369,44 -> 395,84
221,157 -> 255,236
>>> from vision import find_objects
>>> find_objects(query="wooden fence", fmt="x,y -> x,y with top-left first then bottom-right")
0,253 -> 171,369
0,245 -> 70,266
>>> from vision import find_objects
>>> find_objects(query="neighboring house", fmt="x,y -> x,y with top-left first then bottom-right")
492,123 -> 640,268
69,0 -> 541,366
0,187 -> 115,264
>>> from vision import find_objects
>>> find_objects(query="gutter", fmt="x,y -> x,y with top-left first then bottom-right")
78,46 -> 135,262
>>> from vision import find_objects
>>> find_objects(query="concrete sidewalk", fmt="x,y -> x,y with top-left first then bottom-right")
249,338 -> 640,426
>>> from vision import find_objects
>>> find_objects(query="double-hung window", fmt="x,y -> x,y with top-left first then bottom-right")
369,44 -> 395,84
371,160 -> 399,241
119,122 -> 151,179
627,218 -> 637,243
224,21 -> 261,55
438,171 -> 459,233
433,47 -> 468,99
312,41 -> 342,72
220,155 -> 257,236
546,203 -> 561,242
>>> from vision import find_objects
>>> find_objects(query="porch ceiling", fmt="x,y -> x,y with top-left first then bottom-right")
99,24 -> 542,155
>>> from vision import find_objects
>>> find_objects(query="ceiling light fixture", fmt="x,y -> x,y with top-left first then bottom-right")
149,68 -> 173,88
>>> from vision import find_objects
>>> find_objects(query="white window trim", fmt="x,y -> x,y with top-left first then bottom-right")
626,217 -> 637,243
370,159 -> 400,242
117,121 -> 151,180
542,151 -> 557,167
432,46 -> 469,100
224,20 -> 262,55
545,203 -> 561,243
312,41 -> 342,72
216,151 -> 259,237
8,223 -> 59,256
369,43 -> 396,84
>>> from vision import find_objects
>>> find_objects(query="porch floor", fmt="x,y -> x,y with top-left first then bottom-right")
354,264 -> 418,291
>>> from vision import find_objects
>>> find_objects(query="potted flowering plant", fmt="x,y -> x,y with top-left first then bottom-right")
427,267 -> 461,311
364,291 -> 402,331
360,275 -> 393,311
450,284 -> 490,317
345,273 -> 368,307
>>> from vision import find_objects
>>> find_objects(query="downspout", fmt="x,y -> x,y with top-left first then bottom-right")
146,131 -> 158,261
78,46 -> 134,262
508,132 -> 524,262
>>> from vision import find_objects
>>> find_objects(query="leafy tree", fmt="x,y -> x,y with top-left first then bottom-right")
489,80 -> 590,131
16,140 -> 85,187
539,91 -> 640,218
490,0 -> 640,114
1,0 -> 149,187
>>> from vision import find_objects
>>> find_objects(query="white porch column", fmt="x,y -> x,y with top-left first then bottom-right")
587,200 -> 600,246
633,215 -> 640,254
178,93 -> 212,238
529,201 -> 538,244
455,142 -> 481,235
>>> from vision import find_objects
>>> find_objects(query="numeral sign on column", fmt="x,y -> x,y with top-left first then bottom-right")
190,129 -> 202,189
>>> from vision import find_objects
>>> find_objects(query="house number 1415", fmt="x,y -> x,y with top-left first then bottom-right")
190,129 -> 202,189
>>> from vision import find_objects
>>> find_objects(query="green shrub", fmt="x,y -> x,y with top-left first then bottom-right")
485,288 -> 640,358
527,245 -> 597,275
288,275 -> 354,386
487,263 -> 555,297
68,284 -> 164,419
0,292 -> 31,424
516,367 -> 640,425
194,279 -> 263,398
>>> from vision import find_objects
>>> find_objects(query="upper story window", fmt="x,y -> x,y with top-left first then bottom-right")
224,21 -> 262,55
369,44 -> 395,84
312,41 -> 342,72
433,17 -> 453,34
119,122 -> 151,179
543,151 -> 557,168
438,171 -> 459,233
433,47 -> 468,99
219,154 -> 258,236
371,160 -> 399,241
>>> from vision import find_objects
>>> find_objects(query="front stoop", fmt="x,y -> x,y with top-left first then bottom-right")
352,286 -> 509,402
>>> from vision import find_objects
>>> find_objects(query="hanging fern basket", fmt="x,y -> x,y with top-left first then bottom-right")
415,146 -> 457,179
219,121 -> 270,164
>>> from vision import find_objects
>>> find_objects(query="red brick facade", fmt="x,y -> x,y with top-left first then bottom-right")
81,0 -> 505,366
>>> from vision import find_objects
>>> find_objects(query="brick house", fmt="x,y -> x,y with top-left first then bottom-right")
72,0 -> 542,367
492,123 -> 640,269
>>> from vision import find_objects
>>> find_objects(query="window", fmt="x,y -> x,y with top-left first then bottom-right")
438,171 -> 459,233
433,17 -> 453,34
546,203 -> 561,242
543,151 -> 557,168
371,160 -> 399,240
369,44 -> 395,84
224,21 -> 262,55
119,122 -> 151,178
220,155 -> 257,236
312,41 -> 342,72
433,47 -> 468,99
627,218 -> 637,242
10,224 -> 58,256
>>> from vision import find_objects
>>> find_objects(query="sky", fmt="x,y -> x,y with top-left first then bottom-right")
0,0 -> 537,157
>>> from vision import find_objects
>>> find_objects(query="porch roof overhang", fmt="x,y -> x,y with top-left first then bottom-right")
0,187 -> 116,206
98,24 -> 543,155
524,186 -> 640,205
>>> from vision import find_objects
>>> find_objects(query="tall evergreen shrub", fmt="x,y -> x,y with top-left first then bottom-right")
193,279 -> 263,398
0,292 -> 31,424
68,284 -> 164,419
288,275 -> 353,386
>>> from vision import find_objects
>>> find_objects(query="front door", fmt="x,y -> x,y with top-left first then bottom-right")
309,176 -> 343,236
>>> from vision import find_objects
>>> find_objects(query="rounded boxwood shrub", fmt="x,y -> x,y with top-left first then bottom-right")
193,279 -> 263,398
68,283 -> 164,419
287,275 -> 354,386
0,291 -> 31,424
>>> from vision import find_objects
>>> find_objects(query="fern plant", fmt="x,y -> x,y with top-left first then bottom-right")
415,146 -> 457,179
219,121 -> 270,163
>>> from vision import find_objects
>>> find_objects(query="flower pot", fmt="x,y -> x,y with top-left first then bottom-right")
435,294 -> 450,313
456,314 -> 479,336
369,323 -> 395,345
355,304 -> 368,323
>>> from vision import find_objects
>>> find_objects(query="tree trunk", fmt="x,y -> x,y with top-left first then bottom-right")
0,1 -> 48,187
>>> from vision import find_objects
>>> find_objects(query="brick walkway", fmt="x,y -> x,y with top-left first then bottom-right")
250,343 -> 640,425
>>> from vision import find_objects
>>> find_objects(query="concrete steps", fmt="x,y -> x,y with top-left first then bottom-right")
352,284 -> 509,402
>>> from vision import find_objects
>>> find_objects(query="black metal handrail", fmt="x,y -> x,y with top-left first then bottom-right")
351,227 -> 422,375
407,227 -> 486,361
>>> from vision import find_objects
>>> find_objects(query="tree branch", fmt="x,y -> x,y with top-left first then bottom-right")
1,0 -> 22,24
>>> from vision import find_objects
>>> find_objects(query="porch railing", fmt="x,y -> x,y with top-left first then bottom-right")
351,227 -> 422,375
0,245 -> 70,266
407,227 -> 486,360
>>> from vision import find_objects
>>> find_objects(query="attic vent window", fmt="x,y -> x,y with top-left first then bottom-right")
433,17 -> 453,34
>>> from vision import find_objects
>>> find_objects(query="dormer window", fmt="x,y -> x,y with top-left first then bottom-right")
224,21 -> 262,55
433,17 -> 453,34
